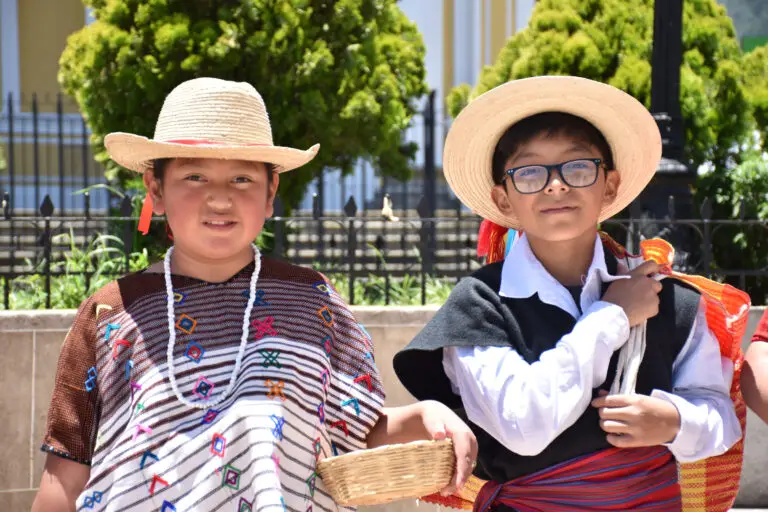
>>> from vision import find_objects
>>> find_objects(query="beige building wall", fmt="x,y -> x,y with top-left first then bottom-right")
18,0 -> 84,113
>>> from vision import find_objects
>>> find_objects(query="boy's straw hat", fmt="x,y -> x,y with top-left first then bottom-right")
105,77 -> 319,173
443,76 -> 662,229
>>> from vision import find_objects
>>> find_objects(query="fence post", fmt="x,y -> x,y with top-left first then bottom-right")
33,94 -> 41,212
40,195 -> 54,309
120,196 -> 133,273
345,196 -> 358,305
57,94 -> 66,216
273,197 -> 285,259
2,191 -> 10,309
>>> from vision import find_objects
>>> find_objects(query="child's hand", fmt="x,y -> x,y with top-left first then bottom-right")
602,260 -> 663,327
591,391 -> 681,447
420,400 -> 478,496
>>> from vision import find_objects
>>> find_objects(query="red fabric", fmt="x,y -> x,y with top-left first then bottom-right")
477,220 -> 508,263
752,309 -> 768,343
137,194 -> 153,235
472,446 -> 680,512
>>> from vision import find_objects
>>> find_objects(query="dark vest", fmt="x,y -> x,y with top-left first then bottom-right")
394,254 -> 701,484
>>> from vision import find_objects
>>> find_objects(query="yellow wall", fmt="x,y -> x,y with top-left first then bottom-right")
18,0 -> 84,113
442,0 -> 454,105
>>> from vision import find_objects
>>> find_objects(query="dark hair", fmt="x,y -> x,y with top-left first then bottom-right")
150,159 -> 277,184
491,112 -> 614,185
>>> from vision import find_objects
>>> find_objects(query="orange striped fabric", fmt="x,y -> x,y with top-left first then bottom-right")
426,234 -> 748,511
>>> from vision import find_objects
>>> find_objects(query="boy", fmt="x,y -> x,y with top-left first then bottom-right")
744,309 -> 768,423
32,77 -> 476,511
394,76 -> 742,511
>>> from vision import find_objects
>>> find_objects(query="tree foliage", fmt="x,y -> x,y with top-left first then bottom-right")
447,0 -> 752,173
60,0 -> 427,210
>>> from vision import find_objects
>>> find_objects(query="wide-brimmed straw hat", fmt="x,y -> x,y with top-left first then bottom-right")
105,77 -> 319,173
443,76 -> 661,229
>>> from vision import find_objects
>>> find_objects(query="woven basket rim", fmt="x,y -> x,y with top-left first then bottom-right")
317,438 -> 453,467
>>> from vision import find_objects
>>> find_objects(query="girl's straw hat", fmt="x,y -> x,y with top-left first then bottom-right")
443,76 -> 662,228
105,77 -> 319,173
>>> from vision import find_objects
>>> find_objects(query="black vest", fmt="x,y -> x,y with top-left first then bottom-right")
394,254 -> 701,483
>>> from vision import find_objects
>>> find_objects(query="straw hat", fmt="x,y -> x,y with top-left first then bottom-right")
443,76 -> 661,229
104,77 -> 319,173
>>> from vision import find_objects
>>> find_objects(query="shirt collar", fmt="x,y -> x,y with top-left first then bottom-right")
499,233 -> 622,317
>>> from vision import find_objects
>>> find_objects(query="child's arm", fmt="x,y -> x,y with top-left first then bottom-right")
596,298 -> 741,462
742,309 -> 768,423
366,401 -> 478,495
443,264 -> 660,457
32,455 -> 90,512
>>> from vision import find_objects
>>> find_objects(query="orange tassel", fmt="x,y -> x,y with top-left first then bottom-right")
138,195 -> 153,235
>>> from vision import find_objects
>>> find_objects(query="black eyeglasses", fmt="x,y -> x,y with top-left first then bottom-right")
504,158 -> 604,194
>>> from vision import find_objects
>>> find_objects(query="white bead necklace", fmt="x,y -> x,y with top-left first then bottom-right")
164,243 -> 261,409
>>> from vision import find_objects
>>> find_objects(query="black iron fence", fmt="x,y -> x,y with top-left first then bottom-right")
1,190 -> 767,309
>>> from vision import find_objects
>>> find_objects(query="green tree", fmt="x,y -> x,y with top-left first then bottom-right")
448,0 -> 752,174
60,0 -> 427,211
447,0 -> 768,300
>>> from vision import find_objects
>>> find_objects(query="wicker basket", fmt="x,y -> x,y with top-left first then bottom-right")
316,439 -> 456,506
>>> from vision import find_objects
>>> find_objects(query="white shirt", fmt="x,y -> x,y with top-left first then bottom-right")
443,234 -> 741,463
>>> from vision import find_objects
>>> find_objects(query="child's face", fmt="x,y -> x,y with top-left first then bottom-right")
144,158 -> 278,261
491,133 -> 620,242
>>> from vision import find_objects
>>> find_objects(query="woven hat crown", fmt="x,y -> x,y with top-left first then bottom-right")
153,77 -> 274,146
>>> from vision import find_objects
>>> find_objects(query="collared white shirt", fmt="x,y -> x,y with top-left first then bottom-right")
443,233 -> 741,462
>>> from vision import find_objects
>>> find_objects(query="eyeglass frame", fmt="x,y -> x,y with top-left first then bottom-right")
502,158 -> 607,194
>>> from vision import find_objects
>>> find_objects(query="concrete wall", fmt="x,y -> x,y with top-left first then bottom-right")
0,306 -> 766,511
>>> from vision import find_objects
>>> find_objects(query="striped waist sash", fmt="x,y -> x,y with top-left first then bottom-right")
473,446 -> 681,512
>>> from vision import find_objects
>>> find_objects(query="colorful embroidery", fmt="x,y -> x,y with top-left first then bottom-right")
140,450 -> 159,469
321,369 -> 330,392
331,442 -> 339,456
133,424 -> 152,441
317,306 -> 334,327
221,464 -> 242,490
313,438 -> 322,461
125,360 -> 134,381
176,314 -> 197,334
271,415 -> 286,440
161,501 -> 176,512
259,349 -> 282,368
252,316 -> 277,339
317,402 -> 325,423
84,366 -> 98,392
95,304 -> 112,318
331,420 -> 349,437
320,335 -> 333,357
354,374 -> 373,392
185,341 -> 205,364
254,289 -> 269,306
312,281 -> 331,296
112,339 -> 132,360
342,398 -> 361,416
104,322 -> 120,341
135,402 -> 145,412
201,409 -> 220,425
149,474 -> 169,495
266,379 -> 286,401
82,490 -> 103,509
306,472 -> 318,498
173,291 -> 186,304
210,433 -> 226,457
130,381 -> 142,400
364,351 -> 373,360
239,497 -> 253,512
272,452 -> 281,470
194,376 -> 215,400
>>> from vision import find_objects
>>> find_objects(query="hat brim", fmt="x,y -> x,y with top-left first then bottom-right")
443,76 -> 662,229
104,133 -> 320,174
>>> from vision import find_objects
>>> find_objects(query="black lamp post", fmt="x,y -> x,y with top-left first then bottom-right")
632,0 -> 696,268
